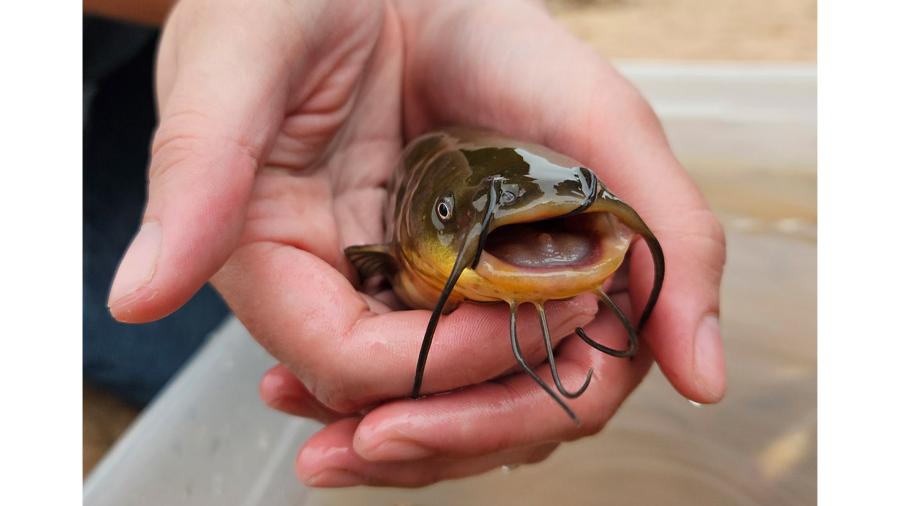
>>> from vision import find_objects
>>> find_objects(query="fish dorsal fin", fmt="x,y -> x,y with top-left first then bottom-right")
344,244 -> 397,280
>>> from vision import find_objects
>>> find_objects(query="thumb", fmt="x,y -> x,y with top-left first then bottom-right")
108,12 -> 288,322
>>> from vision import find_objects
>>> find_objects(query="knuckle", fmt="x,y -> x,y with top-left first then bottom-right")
579,417 -> 607,439
662,207 -> 727,266
305,362 -> 372,415
306,373 -> 354,414
703,210 -> 727,249
573,392 -> 609,438
147,129 -> 205,183
422,468 -> 445,487
683,208 -> 727,269
148,108 -> 261,183
524,443 -> 559,464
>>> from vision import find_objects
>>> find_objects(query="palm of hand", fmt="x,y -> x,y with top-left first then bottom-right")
207,0 -> 600,405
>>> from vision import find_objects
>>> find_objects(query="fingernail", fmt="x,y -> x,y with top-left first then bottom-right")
108,221 -> 161,306
693,313 -> 726,403
304,469 -> 364,487
364,438 -> 433,461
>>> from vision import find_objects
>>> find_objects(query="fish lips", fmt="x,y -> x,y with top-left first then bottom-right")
466,171 -> 633,300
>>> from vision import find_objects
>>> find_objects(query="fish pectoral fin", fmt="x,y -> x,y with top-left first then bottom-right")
344,243 -> 398,280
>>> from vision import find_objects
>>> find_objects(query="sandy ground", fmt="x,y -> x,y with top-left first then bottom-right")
83,0 -> 816,478
548,0 -> 816,61
83,382 -> 139,476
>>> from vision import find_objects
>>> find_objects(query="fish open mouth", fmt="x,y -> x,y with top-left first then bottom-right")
483,212 -> 615,271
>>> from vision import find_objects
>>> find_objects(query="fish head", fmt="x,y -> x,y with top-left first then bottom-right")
396,130 -> 657,306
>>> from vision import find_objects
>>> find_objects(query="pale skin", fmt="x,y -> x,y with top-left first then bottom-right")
94,0 -> 727,487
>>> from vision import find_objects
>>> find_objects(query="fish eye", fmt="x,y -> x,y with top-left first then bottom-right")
500,190 -> 517,205
436,195 -> 454,222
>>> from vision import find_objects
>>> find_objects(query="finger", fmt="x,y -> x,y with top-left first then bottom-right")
352,301 -> 652,460
214,242 -> 597,413
107,3 -> 294,322
404,2 -> 726,402
295,417 -> 558,488
629,212 -> 726,404
259,365 -> 345,424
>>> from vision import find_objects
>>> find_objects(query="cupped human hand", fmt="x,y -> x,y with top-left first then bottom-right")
108,0 -> 726,488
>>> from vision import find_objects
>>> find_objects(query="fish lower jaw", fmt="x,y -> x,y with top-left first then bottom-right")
463,254 -> 621,302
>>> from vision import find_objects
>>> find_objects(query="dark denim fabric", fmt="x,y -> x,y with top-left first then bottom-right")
83,16 -> 230,406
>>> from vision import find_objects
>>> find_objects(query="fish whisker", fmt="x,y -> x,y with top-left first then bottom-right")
535,302 -> 593,398
576,289 -> 639,358
412,177 -> 504,398
509,302 -> 581,424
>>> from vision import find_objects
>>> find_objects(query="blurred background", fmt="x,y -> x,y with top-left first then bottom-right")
548,0 -> 815,60
84,0 -> 816,503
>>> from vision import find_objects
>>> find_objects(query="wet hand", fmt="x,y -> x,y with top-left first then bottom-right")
108,0 -> 726,488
